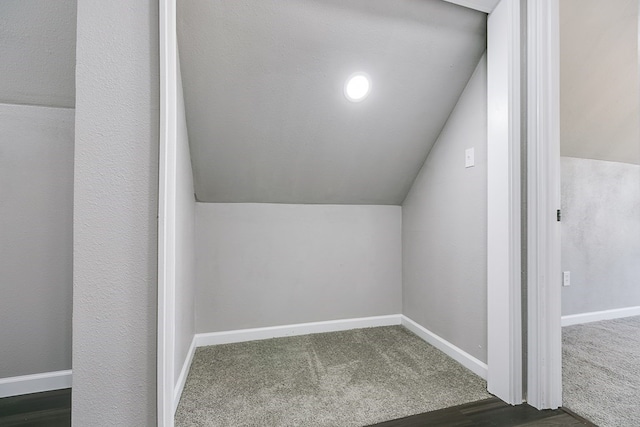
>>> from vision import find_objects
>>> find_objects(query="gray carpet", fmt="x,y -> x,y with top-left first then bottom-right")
175,326 -> 490,426
563,316 -> 640,427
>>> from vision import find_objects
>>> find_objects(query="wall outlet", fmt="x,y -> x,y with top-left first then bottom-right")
465,148 -> 475,168
563,271 -> 571,287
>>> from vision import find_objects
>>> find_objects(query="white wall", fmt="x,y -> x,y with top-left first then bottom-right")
195,203 -> 402,332
0,103 -> 73,379
561,157 -> 640,315
402,55 -> 487,363
73,0 -> 159,425
174,53 -> 196,383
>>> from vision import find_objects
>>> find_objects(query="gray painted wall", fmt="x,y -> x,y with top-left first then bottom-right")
402,55 -> 487,363
0,103 -> 73,378
174,52 -> 197,383
561,156 -> 640,315
195,203 -> 402,333
0,0 -> 77,108
73,0 -> 158,425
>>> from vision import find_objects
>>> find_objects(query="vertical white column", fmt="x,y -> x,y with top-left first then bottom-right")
526,0 -> 562,410
487,0 -> 523,405
158,0 -> 178,425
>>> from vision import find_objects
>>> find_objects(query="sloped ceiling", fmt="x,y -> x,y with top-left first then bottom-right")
178,0 -> 487,204
560,0 -> 640,165
0,0 -> 76,108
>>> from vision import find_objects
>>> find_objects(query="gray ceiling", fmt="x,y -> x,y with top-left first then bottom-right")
560,0 -> 639,165
0,0 -> 77,108
178,0 -> 487,204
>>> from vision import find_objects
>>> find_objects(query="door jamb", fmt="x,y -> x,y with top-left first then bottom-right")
486,0 -> 524,405
158,0 -> 178,425
526,0 -> 563,410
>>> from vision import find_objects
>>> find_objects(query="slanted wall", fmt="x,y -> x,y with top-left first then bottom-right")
174,50 -> 197,386
402,54 -> 488,363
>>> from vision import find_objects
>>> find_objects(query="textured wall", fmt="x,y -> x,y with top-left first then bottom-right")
561,157 -> 640,315
0,103 -> 73,378
174,52 -> 197,383
73,0 -> 159,425
195,203 -> 402,333
402,55 -> 487,363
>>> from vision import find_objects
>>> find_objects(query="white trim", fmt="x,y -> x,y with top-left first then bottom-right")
401,316 -> 488,379
195,315 -> 402,348
173,335 -> 196,414
173,315 -> 489,410
526,0 -> 562,410
486,0 -> 523,406
0,370 -> 72,398
562,306 -> 640,327
442,0 -> 500,14
158,0 -> 177,426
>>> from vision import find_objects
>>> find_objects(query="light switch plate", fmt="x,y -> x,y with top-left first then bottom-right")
465,148 -> 475,168
563,271 -> 571,287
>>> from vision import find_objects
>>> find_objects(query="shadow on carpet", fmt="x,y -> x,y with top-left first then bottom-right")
175,326 -> 490,426
563,316 -> 640,427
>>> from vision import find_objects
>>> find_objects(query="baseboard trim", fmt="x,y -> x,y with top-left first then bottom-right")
401,316 -> 488,380
195,314 -> 403,348
177,314 -> 485,410
561,306 -> 640,327
0,370 -> 72,398
173,335 -> 197,414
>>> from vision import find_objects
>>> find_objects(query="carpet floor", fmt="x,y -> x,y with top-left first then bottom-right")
563,316 -> 640,427
175,326 -> 490,426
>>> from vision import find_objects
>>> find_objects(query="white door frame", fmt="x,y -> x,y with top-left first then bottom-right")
450,0 -> 525,406
452,0 -> 564,410
485,0 -> 523,405
525,0 -> 563,410
158,0 -> 178,425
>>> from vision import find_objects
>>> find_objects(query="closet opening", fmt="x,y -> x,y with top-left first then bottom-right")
158,0 -> 524,425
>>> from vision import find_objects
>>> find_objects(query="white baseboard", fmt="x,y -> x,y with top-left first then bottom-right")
175,314 -> 486,410
0,370 -> 72,398
401,316 -> 488,380
561,306 -> 640,327
173,335 -> 197,414
195,314 -> 403,348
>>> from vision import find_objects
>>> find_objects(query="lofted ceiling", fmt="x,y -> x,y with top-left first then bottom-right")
0,0 -> 77,108
560,0 -> 640,165
177,0 -> 487,204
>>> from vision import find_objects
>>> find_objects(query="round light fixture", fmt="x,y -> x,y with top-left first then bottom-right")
344,73 -> 370,102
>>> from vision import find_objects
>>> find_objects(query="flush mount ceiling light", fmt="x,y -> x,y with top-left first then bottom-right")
344,73 -> 371,102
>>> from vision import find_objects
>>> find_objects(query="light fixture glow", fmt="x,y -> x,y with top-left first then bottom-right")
344,73 -> 370,102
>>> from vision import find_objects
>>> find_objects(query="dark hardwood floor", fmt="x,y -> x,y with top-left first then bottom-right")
367,397 -> 597,427
0,389 -> 71,427
0,390 -> 596,427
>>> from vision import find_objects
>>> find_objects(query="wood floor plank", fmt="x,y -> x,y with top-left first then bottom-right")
518,413 -> 590,426
0,389 -> 71,427
0,389 -> 597,427
367,397 -> 598,427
